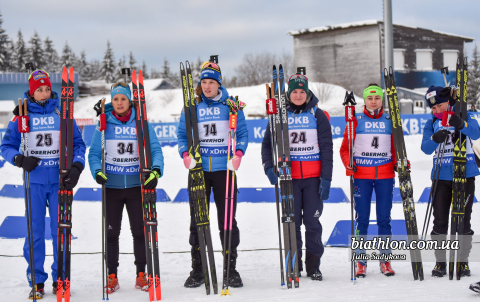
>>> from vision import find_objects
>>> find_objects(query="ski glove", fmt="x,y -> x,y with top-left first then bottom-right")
394,160 -> 411,172
432,129 -> 450,144
182,152 -> 197,170
448,114 -> 465,130
346,164 -> 357,177
63,162 -> 84,190
93,99 -> 103,117
14,154 -> 41,172
319,178 -> 331,201
143,169 -> 161,190
227,150 -> 243,171
265,167 -> 278,185
96,172 -> 108,185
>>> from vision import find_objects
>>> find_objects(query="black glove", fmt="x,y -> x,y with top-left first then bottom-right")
432,129 -> 450,144
143,168 -> 161,190
14,154 -> 41,172
394,160 -> 411,172
439,86 -> 458,107
95,172 -> 108,185
448,114 -> 465,130
63,162 -> 84,190
13,105 -> 19,116
93,99 -> 103,117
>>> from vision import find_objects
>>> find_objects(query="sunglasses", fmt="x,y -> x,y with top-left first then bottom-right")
28,70 -> 50,81
111,82 -> 129,89
202,61 -> 220,72
288,74 -> 308,82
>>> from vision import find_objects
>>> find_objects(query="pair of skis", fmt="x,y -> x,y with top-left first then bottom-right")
266,64 -> 299,289
180,61 -> 218,295
57,66 -> 75,302
449,57 -> 468,280
18,97 -> 36,300
384,67 -> 424,281
131,69 -> 162,301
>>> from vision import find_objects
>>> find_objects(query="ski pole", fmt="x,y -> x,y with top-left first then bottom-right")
99,97 -> 108,300
19,98 -> 36,300
266,83 -> 285,287
343,91 -> 357,283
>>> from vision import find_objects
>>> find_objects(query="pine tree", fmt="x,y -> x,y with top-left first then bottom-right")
113,56 -> 125,82
78,50 -> 93,82
27,31 -> 44,69
128,51 -> 137,71
12,30 -> 27,72
100,41 -> 115,83
2,39 -> 14,72
161,57 -> 170,79
468,44 -> 480,106
60,42 -> 77,69
90,59 -> 101,81
43,37 -> 59,72
0,10 -> 10,71
192,56 -> 203,84
141,60 -> 149,79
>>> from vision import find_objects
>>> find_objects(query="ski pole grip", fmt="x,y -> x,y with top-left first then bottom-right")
345,106 -> 355,122
442,111 -> 454,127
266,98 -> 277,115
99,114 -> 107,131
229,114 -> 237,129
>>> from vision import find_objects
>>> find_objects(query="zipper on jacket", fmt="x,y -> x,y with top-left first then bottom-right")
375,166 -> 378,179
209,156 -> 212,172
300,162 -> 303,179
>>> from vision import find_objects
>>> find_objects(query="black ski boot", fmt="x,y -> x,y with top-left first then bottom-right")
460,262 -> 471,277
305,252 -> 322,281
432,262 -> 446,277
226,252 -> 243,288
184,246 -> 204,288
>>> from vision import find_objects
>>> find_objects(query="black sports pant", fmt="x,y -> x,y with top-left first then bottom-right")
188,170 -> 240,251
106,186 -> 146,276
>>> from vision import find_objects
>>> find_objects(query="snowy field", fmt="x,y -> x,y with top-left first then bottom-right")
2,135 -> 480,301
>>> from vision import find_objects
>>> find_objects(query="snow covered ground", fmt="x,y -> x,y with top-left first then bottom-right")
2,135 -> 480,301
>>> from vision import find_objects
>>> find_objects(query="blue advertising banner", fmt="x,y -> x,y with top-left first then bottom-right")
6,113 -> 438,149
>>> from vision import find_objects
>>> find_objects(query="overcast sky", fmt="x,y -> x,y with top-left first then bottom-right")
1,1 -> 478,78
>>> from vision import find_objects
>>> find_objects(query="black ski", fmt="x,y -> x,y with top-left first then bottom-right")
272,64 -> 299,289
132,70 -> 162,301
449,57 -> 468,280
384,67 -> 424,281
180,61 -> 218,295
57,66 -> 75,302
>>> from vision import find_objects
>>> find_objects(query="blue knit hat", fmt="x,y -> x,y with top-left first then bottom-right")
425,85 -> 448,109
200,62 -> 222,85
110,83 -> 131,101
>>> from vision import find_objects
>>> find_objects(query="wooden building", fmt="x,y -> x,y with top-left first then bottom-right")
288,20 -> 473,96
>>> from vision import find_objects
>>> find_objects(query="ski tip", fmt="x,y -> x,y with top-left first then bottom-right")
139,70 -> 143,81
186,61 -> 191,68
62,67 -> 68,81
69,68 -> 74,83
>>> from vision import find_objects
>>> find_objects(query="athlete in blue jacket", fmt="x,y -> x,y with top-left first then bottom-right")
176,61 -> 248,288
88,83 -> 164,294
0,70 -> 86,299
421,85 -> 480,278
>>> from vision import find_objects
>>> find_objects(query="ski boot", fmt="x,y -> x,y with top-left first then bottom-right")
380,261 -> 395,276
307,269 -> 323,281
184,246 -> 205,288
460,262 -> 471,277
355,262 -> 367,278
432,262 -> 446,277
29,284 -> 45,300
226,252 -> 243,288
135,272 -> 149,292
470,281 -> 480,293
305,253 -> 322,281
105,274 -> 120,294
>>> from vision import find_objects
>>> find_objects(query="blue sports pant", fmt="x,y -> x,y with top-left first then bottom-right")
353,178 -> 394,262
23,183 -> 61,286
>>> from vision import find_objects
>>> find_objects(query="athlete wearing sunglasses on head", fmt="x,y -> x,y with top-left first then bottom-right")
1,69 -> 86,299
